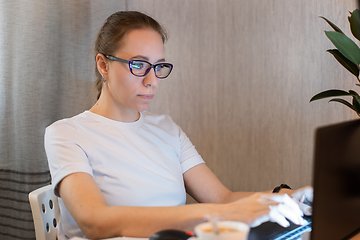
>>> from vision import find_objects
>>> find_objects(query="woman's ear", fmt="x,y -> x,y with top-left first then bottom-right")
96,53 -> 109,80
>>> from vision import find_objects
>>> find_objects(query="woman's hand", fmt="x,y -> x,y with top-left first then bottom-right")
220,192 -> 307,228
279,186 -> 313,216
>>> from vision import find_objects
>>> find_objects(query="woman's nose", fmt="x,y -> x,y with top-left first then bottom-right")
143,68 -> 158,87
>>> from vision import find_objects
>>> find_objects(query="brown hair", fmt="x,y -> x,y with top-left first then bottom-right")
94,11 -> 168,99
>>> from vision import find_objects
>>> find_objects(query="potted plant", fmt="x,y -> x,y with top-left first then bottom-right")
310,9 -> 360,117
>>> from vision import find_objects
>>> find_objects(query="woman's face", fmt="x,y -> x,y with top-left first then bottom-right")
103,29 -> 165,115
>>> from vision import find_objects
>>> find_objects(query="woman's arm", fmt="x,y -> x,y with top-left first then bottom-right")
58,171 -> 304,239
184,164 -> 313,208
183,163 -> 255,203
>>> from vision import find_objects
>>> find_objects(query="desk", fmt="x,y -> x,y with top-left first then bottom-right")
70,238 -> 148,240
69,237 -> 197,240
70,231 -> 360,240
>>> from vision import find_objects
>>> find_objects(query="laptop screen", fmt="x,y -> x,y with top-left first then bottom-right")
311,119 -> 360,240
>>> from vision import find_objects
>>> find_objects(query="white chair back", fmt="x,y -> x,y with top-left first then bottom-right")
29,185 -> 60,240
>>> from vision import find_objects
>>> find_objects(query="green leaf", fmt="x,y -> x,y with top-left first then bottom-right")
310,89 -> 351,102
325,31 -> 360,66
320,16 -> 345,34
352,95 -> 360,113
327,49 -> 359,78
350,9 -> 360,41
329,98 -> 355,111
349,90 -> 360,97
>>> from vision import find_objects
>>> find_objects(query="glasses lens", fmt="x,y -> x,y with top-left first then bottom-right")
129,60 -> 173,78
129,60 -> 150,76
154,63 -> 173,79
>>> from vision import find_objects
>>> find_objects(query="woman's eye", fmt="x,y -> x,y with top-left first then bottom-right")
131,62 -> 145,69
155,65 -> 164,71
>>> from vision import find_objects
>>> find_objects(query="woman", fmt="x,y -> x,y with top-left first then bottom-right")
45,11 -> 312,240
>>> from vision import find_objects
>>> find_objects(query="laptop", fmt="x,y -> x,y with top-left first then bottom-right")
248,119 -> 360,240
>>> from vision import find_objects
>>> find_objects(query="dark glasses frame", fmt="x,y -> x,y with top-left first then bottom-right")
103,54 -> 173,79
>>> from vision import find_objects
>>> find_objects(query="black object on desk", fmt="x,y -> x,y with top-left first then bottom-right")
149,229 -> 194,240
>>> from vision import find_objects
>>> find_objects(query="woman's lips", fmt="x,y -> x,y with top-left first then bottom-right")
138,94 -> 154,100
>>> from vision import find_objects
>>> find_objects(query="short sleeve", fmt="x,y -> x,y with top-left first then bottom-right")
178,127 -> 205,173
44,121 -> 93,197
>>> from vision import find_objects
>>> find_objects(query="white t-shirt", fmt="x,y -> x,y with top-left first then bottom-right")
44,111 -> 205,239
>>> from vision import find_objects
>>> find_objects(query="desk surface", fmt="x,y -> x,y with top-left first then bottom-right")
70,231 -> 360,240
70,238 -> 148,240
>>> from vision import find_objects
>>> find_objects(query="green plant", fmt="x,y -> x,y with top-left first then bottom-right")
310,9 -> 360,117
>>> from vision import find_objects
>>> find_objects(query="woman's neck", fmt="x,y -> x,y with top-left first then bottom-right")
89,99 -> 140,123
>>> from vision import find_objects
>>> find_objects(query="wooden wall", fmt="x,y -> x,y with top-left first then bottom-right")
125,0 -> 359,200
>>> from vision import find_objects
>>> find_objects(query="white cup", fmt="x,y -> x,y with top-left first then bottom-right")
194,221 -> 250,240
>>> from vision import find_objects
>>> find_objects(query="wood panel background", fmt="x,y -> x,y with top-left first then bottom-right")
125,0 -> 359,200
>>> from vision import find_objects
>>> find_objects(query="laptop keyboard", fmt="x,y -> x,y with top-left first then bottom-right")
273,220 -> 312,240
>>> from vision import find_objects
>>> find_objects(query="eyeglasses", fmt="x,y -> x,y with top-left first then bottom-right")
103,54 -> 173,79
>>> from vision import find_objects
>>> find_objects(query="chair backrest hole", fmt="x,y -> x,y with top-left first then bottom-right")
42,204 -> 46,213
53,218 -> 57,228
46,222 -> 50,232
49,199 -> 53,209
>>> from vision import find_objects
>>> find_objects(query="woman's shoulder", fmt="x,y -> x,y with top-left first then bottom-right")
45,111 -> 89,132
